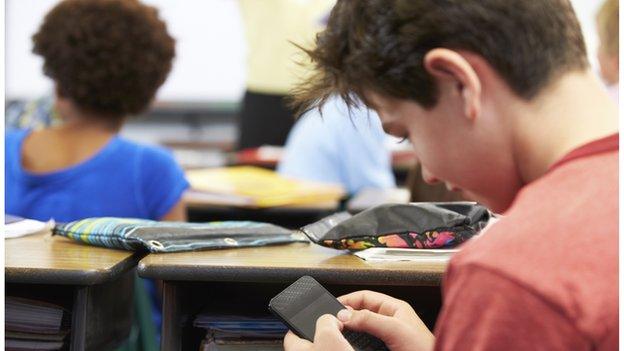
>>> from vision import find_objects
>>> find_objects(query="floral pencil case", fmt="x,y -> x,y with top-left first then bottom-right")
299,202 -> 493,250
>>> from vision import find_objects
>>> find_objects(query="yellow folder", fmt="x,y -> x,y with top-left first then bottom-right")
185,166 -> 345,208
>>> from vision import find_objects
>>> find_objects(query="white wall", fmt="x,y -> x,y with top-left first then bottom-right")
4,0 -> 605,102
571,0 -> 604,71
5,0 -> 246,102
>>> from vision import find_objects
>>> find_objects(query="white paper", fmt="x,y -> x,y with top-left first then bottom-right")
5,218 -> 54,239
354,248 -> 459,262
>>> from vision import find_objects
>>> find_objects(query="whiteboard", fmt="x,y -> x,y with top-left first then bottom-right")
6,0 -> 247,102
5,0 -> 602,102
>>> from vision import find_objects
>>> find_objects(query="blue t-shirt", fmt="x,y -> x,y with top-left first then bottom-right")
5,129 -> 189,222
278,96 -> 396,194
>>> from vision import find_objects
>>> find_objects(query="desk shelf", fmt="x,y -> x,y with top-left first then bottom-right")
139,243 -> 448,350
5,233 -> 141,351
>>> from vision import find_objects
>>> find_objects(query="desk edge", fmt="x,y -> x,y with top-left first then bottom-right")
137,262 -> 444,287
6,253 -> 144,285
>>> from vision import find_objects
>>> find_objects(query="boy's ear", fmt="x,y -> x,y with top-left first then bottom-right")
424,48 -> 482,120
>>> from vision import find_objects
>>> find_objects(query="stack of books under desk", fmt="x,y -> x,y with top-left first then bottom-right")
5,297 -> 71,351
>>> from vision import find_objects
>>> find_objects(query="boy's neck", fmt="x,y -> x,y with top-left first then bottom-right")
510,70 -> 618,184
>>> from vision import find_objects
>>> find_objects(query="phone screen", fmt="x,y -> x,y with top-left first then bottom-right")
269,276 -> 345,341
289,291 -> 344,339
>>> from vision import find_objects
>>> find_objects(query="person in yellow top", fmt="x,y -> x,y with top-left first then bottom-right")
237,0 -> 335,150
596,0 -> 619,103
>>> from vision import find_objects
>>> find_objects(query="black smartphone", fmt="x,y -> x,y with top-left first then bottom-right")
269,276 -> 388,351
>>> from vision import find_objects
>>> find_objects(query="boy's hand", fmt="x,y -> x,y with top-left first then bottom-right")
283,290 -> 434,351
283,314 -> 354,351
337,291 -> 434,351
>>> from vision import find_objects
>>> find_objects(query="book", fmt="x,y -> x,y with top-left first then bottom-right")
200,339 -> 283,351
5,338 -> 65,351
185,166 -> 345,208
5,297 -> 70,351
195,315 -> 287,351
194,315 -> 288,339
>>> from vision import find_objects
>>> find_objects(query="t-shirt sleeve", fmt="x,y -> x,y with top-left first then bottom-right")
434,264 -> 590,351
138,146 -> 190,220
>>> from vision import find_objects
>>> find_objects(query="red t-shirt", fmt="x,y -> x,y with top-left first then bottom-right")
434,134 -> 619,351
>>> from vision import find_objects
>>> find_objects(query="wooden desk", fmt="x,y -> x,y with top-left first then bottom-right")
139,243 -> 448,350
6,233 -> 141,350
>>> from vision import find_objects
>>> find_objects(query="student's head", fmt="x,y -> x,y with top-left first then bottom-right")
597,0 -> 619,85
293,0 -> 588,212
32,0 -> 175,128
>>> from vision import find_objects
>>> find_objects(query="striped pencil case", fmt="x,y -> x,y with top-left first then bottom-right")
53,217 -> 308,253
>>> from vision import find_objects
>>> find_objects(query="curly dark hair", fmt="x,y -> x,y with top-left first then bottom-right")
292,0 -> 588,115
32,0 -> 175,120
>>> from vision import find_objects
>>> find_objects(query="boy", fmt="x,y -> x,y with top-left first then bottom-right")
284,0 -> 618,350
6,0 -> 188,222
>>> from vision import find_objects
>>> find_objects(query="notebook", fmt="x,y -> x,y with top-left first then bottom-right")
5,297 -> 70,351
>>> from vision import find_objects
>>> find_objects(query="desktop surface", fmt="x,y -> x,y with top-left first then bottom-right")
138,242 -> 447,286
5,232 -> 140,285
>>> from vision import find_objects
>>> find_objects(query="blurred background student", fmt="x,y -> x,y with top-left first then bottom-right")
278,96 -> 395,195
596,0 -> 619,102
5,1 -> 187,349
236,0 -> 335,150
5,0 -> 187,223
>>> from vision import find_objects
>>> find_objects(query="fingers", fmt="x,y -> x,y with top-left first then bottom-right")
313,314 -> 354,351
283,315 -> 354,351
338,309 -> 435,351
337,308 -> 407,343
284,330 -> 312,351
338,290 -> 410,316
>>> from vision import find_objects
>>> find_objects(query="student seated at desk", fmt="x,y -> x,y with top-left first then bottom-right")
5,0 -> 188,222
285,0 -> 618,350
278,96 -> 396,194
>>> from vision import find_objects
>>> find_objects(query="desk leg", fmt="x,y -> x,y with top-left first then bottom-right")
70,287 -> 88,351
161,282 -> 182,351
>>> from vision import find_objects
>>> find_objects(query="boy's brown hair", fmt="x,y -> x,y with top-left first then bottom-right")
597,0 -> 619,56
292,0 -> 589,114
32,0 -> 175,121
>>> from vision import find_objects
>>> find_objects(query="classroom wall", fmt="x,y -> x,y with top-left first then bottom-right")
571,0 -> 605,70
4,0 -> 606,103
5,0 -> 246,102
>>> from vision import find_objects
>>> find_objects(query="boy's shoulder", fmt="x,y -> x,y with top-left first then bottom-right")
447,149 -> 618,340
455,148 -> 617,269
